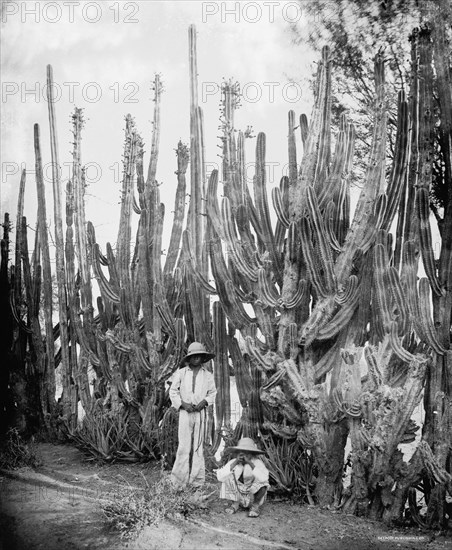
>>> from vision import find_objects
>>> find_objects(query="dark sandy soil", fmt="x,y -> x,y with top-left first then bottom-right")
1,443 -> 451,550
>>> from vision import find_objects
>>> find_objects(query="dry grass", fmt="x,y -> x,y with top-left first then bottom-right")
101,469 -> 213,539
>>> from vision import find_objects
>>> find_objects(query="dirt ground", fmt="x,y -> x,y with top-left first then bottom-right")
0,443 -> 451,550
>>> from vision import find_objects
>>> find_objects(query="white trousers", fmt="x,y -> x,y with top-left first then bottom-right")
171,409 -> 205,488
220,476 -> 268,508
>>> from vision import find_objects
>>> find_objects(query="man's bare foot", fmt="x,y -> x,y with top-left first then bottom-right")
224,502 -> 240,514
248,505 -> 260,517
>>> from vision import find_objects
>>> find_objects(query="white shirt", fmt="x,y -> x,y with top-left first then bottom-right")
216,457 -> 269,486
169,365 -> 217,410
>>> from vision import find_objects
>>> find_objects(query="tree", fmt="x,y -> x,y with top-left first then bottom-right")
292,0 -> 421,185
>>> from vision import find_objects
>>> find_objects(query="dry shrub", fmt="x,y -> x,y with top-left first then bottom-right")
101,471 -> 208,540
0,428 -> 41,470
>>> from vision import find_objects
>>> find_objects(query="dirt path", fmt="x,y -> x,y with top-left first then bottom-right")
1,443 -> 451,550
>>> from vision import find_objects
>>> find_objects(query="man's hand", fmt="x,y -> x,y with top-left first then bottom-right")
230,452 -> 255,471
195,399 -> 208,412
230,457 -> 242,470
230,453 -> 246,471
181,401 -> 195,413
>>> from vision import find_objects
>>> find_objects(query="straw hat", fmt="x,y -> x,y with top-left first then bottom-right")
226,437 -> 265,455
183,342 -> 215,363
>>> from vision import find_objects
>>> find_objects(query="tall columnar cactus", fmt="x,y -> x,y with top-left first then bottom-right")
0,214 -> 13,435
33,123 -> 57,433
413,16 -> 452,527
184,25 -> 211,344
187,24 -> 205,267
4,19 -> 450,524
46,66 -> 70,426
66,109 -> 100,415
204,30 -> 450,518
6,166 -> 57,434
1,64 -> 198,457
76,66 -> 217,457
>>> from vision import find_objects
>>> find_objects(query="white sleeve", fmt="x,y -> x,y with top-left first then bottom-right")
252,458 -> 269,484
204,371 -> 217,405
169,369 -> 182,410
216,460 -> 235,482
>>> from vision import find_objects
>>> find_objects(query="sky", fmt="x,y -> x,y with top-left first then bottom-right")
1,0 -> 323,252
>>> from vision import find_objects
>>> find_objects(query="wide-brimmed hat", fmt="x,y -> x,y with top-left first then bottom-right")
183,342 -> 215,363
226,437 -> 265,455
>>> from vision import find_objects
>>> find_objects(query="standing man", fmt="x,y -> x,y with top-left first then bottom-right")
169,342 -> 217,488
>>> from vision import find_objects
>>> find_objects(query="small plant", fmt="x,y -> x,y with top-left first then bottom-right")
101,471 -> 208,540
68,407 -> 129,461
67,402 -> 158,462
261,436 -> 315,504
0,428 -> 41,470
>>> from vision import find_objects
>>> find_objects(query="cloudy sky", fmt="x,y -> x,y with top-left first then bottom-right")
1,0 -> 322,249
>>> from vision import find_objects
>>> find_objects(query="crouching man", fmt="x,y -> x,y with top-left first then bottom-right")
216,437 -> 270,517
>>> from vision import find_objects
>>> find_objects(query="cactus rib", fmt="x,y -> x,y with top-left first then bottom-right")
325,201 -> 342,253
272,187 -> 290,228
388,321 -> 415,363
316,290 -> 360,341
416,188 -> 443,296
386,266 -> 409,335
183,230 -> 217,294
298,217 -> 328,298
283,280 -> 306,309
306,186 -> 336,292
222,197 -> 258,282
373,243 -> 393,333
258,268 -> 280,308
335,275 -> 358,305
418,278 -> 446,354
92,244 -> 120,303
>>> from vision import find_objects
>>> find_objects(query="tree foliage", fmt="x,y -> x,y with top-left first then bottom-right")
292,0 -> 421,185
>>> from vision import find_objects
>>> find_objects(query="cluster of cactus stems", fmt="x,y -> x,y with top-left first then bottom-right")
2,18 -> 451,523
203,26 -> 451,519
